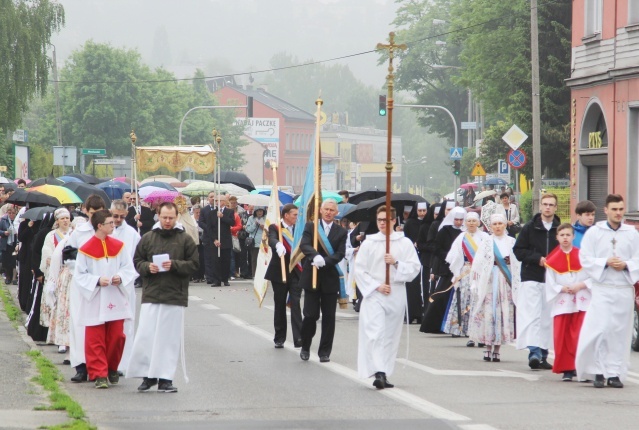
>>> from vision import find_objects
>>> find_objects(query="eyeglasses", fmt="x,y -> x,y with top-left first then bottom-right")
101,221 -> 115,226
112,215 -> 126,219
376,218 -> 389,223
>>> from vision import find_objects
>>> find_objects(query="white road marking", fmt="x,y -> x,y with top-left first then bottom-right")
200,303 -> 219,310
218,313 -> 470,422
396,358 -> 539,381
459,424 -> 500,430
188,295 -> 203,301
262,304 -> 358,319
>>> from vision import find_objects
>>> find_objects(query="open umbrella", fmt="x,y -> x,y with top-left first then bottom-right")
66,173 -> 102,185
485,177 -> 508,186
140,175 -> 181,185
14,178 -> 31,185
0,177 -> 10,184
29,174 -> 64,187
294,191 -> 343,206
97,180 -> 132,200
58,175 -> 83,183
139,181 -> 177,191
62,182 -> 112,207
138,186 -> 167,199
113,176 -> 138,186
6,189 -> 60,207
208,171 -> 255,191
2,182 -> 16,191
143,190 -> 181,205
237,194 -> 277,206
22,206 -> 58,221
251,189 -> 294,204
344,193 -> 428,222
220,183 -> 249,196
460,183 -> 478,190
181,181 -> 225,197
29,185 -> 83,205
473,189 -> 498,202
349,189 -> 387,204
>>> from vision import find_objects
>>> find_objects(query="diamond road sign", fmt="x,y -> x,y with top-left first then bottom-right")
502,124 -> 528,150
81,148 -> 106,155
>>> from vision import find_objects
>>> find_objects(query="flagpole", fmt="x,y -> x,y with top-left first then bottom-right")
377,32 -> 406,285
312,95 -> 323,290
130,130 -> 140,234
271,163 -> 286,283
213,129 -> 222,258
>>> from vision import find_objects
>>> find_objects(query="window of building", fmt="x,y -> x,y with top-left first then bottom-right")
585,0 -> 603,36
628,107 -> 639,211
286,133 -> 290,150
630,1 -> 639,25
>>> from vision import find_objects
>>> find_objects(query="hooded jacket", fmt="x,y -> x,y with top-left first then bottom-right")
513,212 -> 561,283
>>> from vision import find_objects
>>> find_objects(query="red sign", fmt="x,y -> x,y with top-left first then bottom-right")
507,149 -> 527,169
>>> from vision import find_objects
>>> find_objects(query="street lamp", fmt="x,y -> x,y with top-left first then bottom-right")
402,156 -> 427,192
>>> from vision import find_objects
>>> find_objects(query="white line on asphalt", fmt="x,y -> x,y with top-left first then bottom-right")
262,305 -> 359,319
200,303 -> 220,310
188,295 -> 203,301
396,358 -> 539,381
627,371 -> 639,378
218,313 -> 471,422
459,424 -> 500,430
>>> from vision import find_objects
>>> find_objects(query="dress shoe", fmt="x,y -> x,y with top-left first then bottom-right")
593,374 -> 605,388
539,359 -> 553,370
528,356 -> 541,369
607,376 -> 624,388
373,372 -> 386,389
466,340 -> 475,347
319,356 -> 330,363
383,375 -> 394,388
71,372 -> 88,383
274,342 -> 284,349
300,350 -> 310,361
223,282 -> 231,286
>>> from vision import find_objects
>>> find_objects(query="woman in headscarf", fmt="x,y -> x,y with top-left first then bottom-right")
468,213 -> 521,362
17,216 -> 41,312
416,203 -> 440,305
403,202 -> 429,324
421,206 -> 467,333
442,212 -> 489,345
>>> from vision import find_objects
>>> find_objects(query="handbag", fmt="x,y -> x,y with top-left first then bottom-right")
245,228 -> 258,247
232,236 -> 241,253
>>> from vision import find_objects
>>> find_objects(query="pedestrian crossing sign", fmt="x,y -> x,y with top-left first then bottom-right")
449,147 -> 463,160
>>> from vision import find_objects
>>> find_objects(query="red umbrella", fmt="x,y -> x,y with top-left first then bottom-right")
460,183 -> 478,190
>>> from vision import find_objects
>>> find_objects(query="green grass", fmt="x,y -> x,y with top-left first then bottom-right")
0,282 -> 21,326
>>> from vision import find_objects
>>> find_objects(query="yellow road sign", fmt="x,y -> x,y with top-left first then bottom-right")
319,111 -> 327,125
471,162 -> 486,176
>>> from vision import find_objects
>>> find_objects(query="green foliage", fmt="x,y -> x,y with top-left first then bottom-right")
460,149 -> 476,183
0,0 -> 64,134
519,190 -> 533,222
0,282 -> 21,326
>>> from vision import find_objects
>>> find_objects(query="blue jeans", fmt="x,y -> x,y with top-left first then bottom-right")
528,346 -> 549,360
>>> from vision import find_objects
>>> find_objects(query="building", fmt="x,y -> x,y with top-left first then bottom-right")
567,0 -> 639,221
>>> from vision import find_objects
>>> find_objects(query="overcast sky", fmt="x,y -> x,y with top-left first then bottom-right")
51,0 -> 399,88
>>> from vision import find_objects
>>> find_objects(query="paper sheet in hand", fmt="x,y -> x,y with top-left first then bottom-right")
153,254 -> 170,272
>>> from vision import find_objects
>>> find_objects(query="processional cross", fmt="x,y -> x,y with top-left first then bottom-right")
611,237 -> 617,256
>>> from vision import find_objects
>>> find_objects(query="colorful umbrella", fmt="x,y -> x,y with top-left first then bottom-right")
143,190 -> 181,205
58,176 -> 83,183
29,184 -> 83,205
138,186 -> 166,199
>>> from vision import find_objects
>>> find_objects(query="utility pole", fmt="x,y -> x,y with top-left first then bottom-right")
52,45 -> 64,174
531,0 -> 542,213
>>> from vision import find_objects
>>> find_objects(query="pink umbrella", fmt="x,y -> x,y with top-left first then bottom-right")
143,190 -> 181,205
460,183 -> 478,190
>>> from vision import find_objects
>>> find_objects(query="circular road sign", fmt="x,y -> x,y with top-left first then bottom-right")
507,149 -> 527,169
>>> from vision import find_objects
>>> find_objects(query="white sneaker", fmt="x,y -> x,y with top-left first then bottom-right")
58,345 -> 68,353
230,277 -> 236,280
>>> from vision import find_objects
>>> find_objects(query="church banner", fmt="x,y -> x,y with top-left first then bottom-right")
136,145 -> 215,174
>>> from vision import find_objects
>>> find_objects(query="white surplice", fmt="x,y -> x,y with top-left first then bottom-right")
111,223 -> 140,372
355,232 -> 421,378
545,256 -> 591,318
576,221 -> 639,381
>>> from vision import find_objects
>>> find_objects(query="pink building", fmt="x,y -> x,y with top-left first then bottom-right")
567,0 -> 639,222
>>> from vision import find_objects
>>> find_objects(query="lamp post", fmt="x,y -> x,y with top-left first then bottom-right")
402,155 -> 427,193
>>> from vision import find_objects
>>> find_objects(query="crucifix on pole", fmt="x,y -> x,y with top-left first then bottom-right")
377,32 -> 406,285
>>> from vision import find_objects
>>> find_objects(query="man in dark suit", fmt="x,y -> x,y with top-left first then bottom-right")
299,199 -> 347,363
211,195 -> 234,286
265,203 -> 302,348
198,192 -> 218,285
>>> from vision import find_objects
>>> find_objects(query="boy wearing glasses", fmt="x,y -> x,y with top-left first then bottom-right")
355,206 -> 420,389
513,193 -> 560,370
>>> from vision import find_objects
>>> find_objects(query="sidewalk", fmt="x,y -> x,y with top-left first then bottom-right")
0,283 -> 69,429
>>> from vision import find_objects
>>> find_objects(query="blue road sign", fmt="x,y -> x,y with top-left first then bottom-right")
507,149 -> 527,169
498,160 -> 509,175
449,147 -> 463,160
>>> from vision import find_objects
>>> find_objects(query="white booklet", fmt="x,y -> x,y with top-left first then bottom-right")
152,254 -> 170,272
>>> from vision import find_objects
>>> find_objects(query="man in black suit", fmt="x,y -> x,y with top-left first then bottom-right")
198,192 -> 218,285
211,195 -> 234,286
299,199 -> 347,363
265,203 -> 302,348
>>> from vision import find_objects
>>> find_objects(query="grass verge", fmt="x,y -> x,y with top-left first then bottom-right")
0,282 -> 21,325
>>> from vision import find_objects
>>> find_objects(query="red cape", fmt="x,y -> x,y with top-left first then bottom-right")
545,246 -> 582,274
79,235 -> 124,260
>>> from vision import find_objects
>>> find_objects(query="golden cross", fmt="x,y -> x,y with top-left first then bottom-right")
376,32 -> 407,89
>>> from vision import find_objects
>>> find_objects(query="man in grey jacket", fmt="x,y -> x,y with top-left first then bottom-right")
127,202 -> 199,393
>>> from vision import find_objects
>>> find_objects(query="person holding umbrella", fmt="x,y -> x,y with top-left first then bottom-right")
0,205 -> 18,285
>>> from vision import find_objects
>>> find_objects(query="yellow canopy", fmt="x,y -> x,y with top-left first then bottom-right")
136,145 -> 216,174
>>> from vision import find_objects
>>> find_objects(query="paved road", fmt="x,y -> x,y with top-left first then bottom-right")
33,279 -> 639,430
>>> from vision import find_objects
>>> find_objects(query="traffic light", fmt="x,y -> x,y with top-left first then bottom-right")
378,95 -> 387,116
453,160 -> 461,176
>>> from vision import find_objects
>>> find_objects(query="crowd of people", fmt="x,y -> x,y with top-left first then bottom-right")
1,180 -> 637,393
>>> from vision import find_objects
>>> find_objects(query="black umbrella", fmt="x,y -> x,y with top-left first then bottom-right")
2,182 -> 17,191
22,206 -> 57,221
62,182 -> 112,207
65,173 -> 102,185
344,193 -> 428,222
29,174 -> 64,187
348,189 -> 388,205
139,181 -> 177,191
6,189 -> 61,207
208,171 -> 255,191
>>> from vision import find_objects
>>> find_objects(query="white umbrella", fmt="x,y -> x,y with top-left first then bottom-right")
140,175 -> 180,185
473,189 -> 497,202
0,177 -> 9,184
237,194 -> 277,206
138,185 -> 166,198
220,183 -> 250,197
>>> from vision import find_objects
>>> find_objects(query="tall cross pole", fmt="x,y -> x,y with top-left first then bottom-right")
377,32 -> 406,285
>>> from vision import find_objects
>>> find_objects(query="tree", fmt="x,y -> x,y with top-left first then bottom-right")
0,0 -> 64,135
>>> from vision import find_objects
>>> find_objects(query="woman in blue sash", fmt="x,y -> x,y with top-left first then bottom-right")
442,212 -> 488,343
468,213 -> 521,362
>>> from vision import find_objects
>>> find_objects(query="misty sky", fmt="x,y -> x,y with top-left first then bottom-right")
51,0 -> 399,89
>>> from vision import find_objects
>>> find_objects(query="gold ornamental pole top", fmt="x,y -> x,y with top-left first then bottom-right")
130,130 -> 137,144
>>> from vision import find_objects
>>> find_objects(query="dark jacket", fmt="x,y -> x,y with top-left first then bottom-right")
0,215 -> 16,251
198,205 -> 214,245
211,206 -> 235,249
430,225 -> 462,277
513,213 -> 561,283
264,222 -> 300,284
134,225 -> 199,307
298,221 -> 347,294
126,205 -> 155,236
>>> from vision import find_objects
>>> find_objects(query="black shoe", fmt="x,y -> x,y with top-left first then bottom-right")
294,339 -> 302,348
319,356 -> 330,363
300,350 -> 310,361
383,375 -> 394,388
373,372 -> 386,389
137,377 -> 158,392
71,372 -> 88,383
274,342 -> 284,349
593,374 -> 605,388
607,377 -> 624,388
466,340 -> 475,347
562,372 -> 574,382
207,280 -> 214,285
212,283 -> 221,287
223,282 -> 230,286
492,352 -> 500,362
483,351 -> 491,362
539,359 -> 553,370
62,359 -> 71,365
158,379 -> 178,393
108,370 -> 119,385
477,343 -> 485,348
529,357 -> 541,369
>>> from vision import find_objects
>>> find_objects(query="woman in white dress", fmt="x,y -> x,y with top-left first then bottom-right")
442,212 -> 489,343
468,213 -> 521,362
